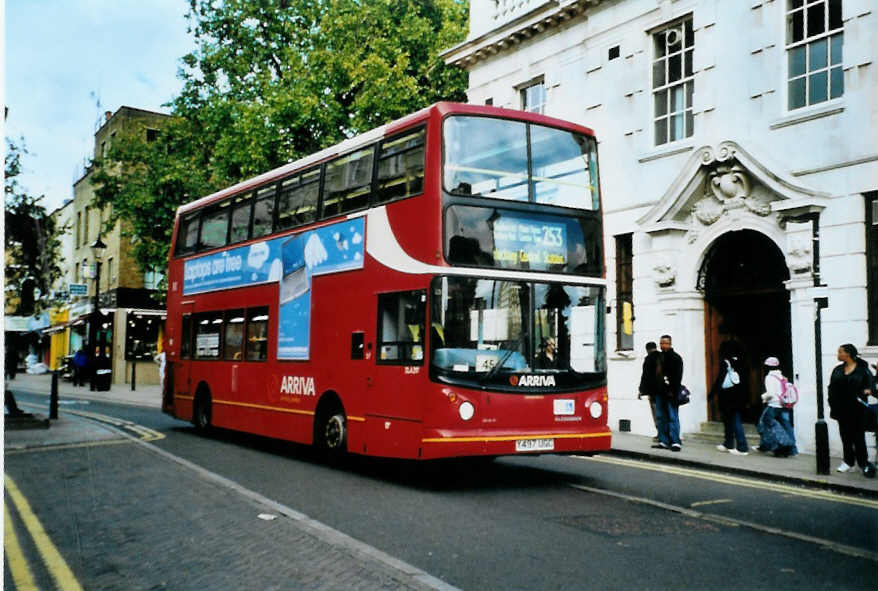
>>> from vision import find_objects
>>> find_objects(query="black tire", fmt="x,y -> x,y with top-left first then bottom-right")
193,392 -> 212,432
316,405 -> 347,460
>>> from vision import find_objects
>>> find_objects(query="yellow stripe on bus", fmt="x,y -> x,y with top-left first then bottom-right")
4,475 -> 83,591
421,432 -> 611,443
178,396 -> 365,422
213,399 -> 315,416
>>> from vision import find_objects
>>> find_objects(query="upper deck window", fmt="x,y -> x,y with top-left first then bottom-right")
229,195 -> 252,244
199,204 -> 230,250
375,128 -> 426,204
322,147 -> 374,218
443,116 -> 599,211
277,168 -> 320,230
252,185 -> 277,238
176,212 -> 200,255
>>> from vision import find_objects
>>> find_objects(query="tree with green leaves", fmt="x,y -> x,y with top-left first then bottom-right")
90,0 -> 468,285
4,137 -> 65,315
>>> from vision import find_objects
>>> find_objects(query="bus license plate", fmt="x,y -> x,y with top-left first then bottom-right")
515,438 -> 554,452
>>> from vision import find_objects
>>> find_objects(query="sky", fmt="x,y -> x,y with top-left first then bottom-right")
5,0 -> 196,212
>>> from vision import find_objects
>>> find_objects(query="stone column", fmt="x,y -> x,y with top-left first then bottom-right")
657,290 -> 706,436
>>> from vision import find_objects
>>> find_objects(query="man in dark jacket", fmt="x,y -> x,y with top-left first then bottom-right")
653,334 -> 684,451
638,341 -> 661,438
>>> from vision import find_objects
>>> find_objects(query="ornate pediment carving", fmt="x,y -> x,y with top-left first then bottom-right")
691,163 -> 771,228
639,141 -> 828,237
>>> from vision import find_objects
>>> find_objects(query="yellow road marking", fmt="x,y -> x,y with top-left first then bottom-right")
579,455 -> 878,510
690,498 -> 733,508
4,504 -> 39,590
4,475 -> 84,591
17,402 -> 165,443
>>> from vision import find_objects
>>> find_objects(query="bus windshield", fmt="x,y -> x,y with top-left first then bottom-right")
430,277 -> 606,391
443,115 -> 600,210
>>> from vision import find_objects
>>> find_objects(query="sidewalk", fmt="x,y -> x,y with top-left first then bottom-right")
5,371 -> 161,408
609,431 -> 878,497
5,372 -> 877,496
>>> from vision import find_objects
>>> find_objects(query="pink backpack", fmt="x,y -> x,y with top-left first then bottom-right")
774,375 -> 799,409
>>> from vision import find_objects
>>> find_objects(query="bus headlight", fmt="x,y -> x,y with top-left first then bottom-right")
459,401 -> 475,421
589,401 -> 603,419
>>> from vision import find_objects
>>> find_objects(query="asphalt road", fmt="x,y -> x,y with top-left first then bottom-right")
7,392 -> 878,590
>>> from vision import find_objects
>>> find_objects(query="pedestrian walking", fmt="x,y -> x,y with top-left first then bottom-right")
710,342 -> 749,455
154,346 -> 166,392
755,357 -> 797,457
72,347 -> 88,387
652,334 -> 683,451
828,344 -> 876,477
5,340 -> 18,380
638,341 -> 661,439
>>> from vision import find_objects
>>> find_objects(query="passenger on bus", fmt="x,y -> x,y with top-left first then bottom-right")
536,337 -> 558,369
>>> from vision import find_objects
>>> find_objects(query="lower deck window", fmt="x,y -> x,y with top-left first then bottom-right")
377,291 -> 425,364
246,307 -> 269,361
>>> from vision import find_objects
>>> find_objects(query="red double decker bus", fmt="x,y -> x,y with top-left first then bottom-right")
163,102 -> 610,459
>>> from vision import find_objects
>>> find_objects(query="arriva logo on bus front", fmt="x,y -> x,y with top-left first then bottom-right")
509,375 -> 557,387
280,376 -> 316,396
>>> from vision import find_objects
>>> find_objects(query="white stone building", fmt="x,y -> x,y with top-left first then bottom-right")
442,0 -> 878,453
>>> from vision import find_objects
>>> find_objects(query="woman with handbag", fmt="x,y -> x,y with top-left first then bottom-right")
828,344 -> 875,477
710,344 -> 749,455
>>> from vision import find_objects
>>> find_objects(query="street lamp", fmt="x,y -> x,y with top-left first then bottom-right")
88,236 -> 107,391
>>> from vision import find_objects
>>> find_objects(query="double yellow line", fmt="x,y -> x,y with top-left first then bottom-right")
4,475 -> 83,590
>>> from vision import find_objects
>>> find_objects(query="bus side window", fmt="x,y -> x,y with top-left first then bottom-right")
229,196 -> 252,244
277,168 -> 320,231
322,146 -> 374,219
224,309 -> 246,360
251,185 -> 277,238
194,311 -> 223,359
176,213 -> 200,256
181,314 -> 192,358
376,291 -> 425,365
375,127 -> 425,205
200,203 -> 231,250
246,307 -> 269,361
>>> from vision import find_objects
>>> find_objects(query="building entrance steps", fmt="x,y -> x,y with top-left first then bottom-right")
686,420 -> 760,446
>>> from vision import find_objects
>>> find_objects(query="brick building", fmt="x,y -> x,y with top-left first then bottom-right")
51,106 -> 170,386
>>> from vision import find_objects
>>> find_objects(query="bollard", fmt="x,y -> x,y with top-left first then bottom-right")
50,371 -> 59,420
131,360 -> 137,391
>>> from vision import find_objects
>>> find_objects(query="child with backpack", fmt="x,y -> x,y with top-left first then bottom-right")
756,356 -> 798,457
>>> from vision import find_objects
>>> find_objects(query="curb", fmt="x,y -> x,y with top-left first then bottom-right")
606,448 -> 878,499
7,386 -> 161,410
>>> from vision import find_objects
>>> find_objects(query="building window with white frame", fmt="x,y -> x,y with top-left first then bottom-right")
520,79 -> 546,115
786,0 -> 843,110
652,17 -> 694,146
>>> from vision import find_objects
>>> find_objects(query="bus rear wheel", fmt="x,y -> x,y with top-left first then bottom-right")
322,413 -> 347,451
193,392 -> 212,432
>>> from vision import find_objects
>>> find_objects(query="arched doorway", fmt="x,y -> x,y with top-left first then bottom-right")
699,230 -> 791,423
